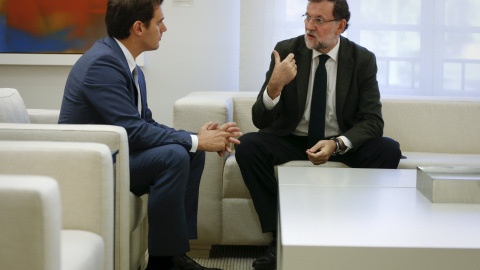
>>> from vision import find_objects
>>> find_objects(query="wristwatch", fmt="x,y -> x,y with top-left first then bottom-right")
331,137 -> 342,156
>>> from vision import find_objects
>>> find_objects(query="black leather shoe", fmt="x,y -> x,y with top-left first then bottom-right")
252,239 -> 276,270
171,254 -> 221,270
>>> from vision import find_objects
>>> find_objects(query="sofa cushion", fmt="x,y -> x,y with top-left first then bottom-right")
223,154 -> 251,199
61,230 -> 104,270
129,193 -> 148,233
222,198 -> 272,245
398,151 -> 480,169
233,96 -> 258,134
382,99 -> 480,154
0,88 -> 30,123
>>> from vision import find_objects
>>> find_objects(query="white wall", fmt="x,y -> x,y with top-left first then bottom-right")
239,0 -> 270,93
0,0 -> 240,127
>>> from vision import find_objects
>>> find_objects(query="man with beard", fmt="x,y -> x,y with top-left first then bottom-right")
235,0 -> 402,269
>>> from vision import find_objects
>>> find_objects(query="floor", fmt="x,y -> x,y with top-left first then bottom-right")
191,245 -> 267,270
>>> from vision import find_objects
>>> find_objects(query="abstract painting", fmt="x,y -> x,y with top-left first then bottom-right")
0,0 -> 108,54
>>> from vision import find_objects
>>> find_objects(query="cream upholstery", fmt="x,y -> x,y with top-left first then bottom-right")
0,142 -> 109,270
0,88 -> 148,270
0,175 -> 62,270
173,91 -> 480,247
0,87 -> 30,123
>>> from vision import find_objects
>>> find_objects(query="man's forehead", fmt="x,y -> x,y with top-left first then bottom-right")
307,1 -> 334,17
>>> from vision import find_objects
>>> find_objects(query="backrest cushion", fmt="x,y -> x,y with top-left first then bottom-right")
231,94 -> 480,154
0,88 -> 30,123
382,99 -> 480,154
232,95 -> 258,134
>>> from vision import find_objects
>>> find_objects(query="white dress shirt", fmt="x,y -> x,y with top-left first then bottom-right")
114,38 -> 198,152
263,37 -> 352,152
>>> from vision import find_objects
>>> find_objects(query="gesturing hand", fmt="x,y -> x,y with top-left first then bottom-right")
197,122 -> 243,157
267,50 -> 297,99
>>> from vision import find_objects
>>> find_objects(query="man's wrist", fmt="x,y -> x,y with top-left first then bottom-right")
266,86 -> 281,100
330,137 -> 342,156
190,134 -> 198,153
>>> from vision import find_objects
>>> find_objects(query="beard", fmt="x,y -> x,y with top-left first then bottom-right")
304,30 -> 338,52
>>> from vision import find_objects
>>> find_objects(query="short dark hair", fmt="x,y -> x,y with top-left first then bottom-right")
309,0 -> 350,31
105,0 -> 164,39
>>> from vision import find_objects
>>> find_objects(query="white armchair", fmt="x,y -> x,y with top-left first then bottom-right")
0,175 -> 104,270
0,88 -> 148,270
0,141 -> 114,270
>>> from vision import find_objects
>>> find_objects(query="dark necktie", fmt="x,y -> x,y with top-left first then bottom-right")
132,67 -> 142,113
308,54 -> 330,147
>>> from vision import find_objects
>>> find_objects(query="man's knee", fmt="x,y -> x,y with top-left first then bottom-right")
378,137 -> 402,168
235,132 -> 262,161
129,145 -> 191,195
380,137 -> 401,156
164,145 -> 191,169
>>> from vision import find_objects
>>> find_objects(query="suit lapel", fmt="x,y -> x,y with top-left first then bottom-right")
104,36 -> 144,116
296,39 -> 313,114
335,36 -> 354,124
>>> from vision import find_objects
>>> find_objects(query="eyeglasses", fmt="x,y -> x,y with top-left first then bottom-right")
302,14 -> 340,27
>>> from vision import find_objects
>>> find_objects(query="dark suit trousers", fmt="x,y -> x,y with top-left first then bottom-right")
129,144 -> 205,256
235,132 -> 401,233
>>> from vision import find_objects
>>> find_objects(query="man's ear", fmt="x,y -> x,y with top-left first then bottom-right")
131,21 -> 144,36
336,19 -> 347,35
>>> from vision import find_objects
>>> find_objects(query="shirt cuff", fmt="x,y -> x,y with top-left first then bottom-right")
190,134 -> 198,153
262,88 -> 281,110
338,135 -> 352,154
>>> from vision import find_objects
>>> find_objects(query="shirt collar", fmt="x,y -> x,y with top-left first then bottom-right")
114,38 -> 136,73
312,36 -> 340,62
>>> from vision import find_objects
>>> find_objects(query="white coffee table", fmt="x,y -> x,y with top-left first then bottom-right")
277,167 -> 480,270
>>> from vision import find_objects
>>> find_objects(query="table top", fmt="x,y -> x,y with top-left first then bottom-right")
277,167 -> 480,249
277,167 -> 416,187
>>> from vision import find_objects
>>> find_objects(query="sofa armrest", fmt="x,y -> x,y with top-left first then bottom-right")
27,109 -> 60,124
0,123 -> 129,270
0,175 -> 62,270
173,91 -> 235,244
173,91 -> 235,131
0,141 -> 114,270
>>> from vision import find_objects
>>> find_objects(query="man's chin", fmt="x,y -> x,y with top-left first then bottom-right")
148,44 -> 160,51
304,36 -> 316,50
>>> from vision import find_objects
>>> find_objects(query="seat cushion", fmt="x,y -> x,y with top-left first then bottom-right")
129,193 -> 148,232
0,88 -> 30,123
223,154 -> 250,199
61,230 -> 104,270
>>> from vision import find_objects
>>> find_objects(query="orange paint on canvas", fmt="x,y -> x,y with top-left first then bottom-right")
6,0 -> 107,37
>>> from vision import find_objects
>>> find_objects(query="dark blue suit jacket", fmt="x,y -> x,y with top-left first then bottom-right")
59,36 -> 192,152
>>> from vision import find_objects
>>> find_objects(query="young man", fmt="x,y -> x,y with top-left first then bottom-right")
235,0 -> 402,269
59,0 -> 241,269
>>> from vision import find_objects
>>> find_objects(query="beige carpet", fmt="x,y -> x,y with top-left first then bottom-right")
191,245 -> 267,270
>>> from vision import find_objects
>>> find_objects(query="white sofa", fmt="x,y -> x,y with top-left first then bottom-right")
173,91 -> 480,248
0,141 -> 113,270
0,88 -> 148,270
